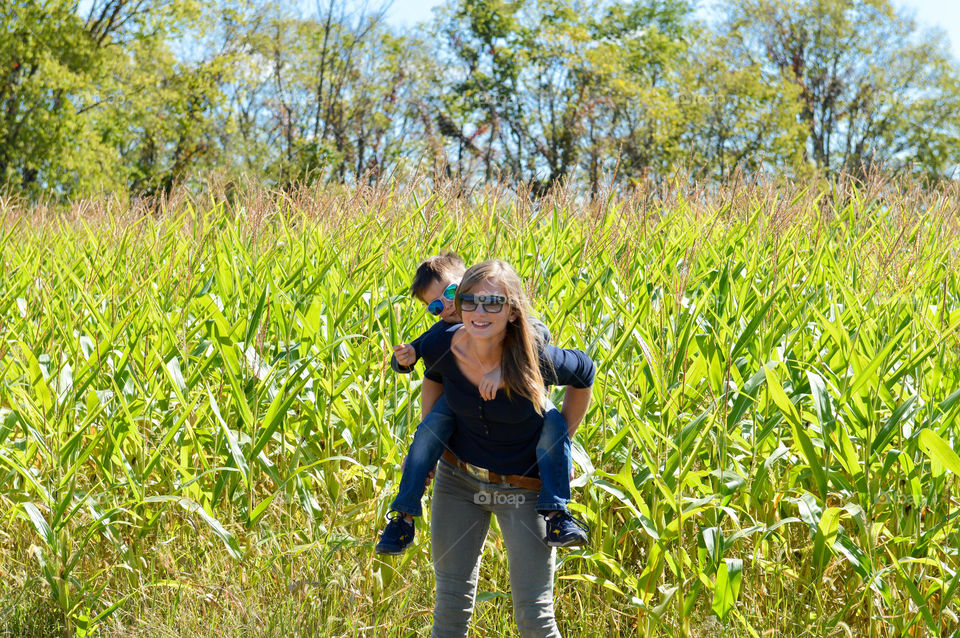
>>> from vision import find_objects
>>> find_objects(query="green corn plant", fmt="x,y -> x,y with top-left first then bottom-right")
0,179 -> 959,636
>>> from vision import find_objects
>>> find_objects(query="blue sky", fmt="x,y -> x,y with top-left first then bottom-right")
383,0 -> 960,60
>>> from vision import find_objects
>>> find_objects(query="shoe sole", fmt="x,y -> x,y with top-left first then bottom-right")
375,547 -> 408,555
545,538 -> 587,548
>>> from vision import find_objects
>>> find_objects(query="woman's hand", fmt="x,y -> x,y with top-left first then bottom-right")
478,367 -> 501,401
401,456 -> 436,486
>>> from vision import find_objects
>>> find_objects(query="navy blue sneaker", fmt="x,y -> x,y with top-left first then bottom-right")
544,511 -> 589,547
375,512 -> 415,555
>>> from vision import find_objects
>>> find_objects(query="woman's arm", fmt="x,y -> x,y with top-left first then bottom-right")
541,344 -> 595,437
560,385 -> 592,438
540,344 -> 595,389
420,378 -> 444,419
414,322 -> 455,419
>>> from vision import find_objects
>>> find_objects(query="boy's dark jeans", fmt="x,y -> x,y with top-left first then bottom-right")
390,395 -> 456,517
534,405 -> 571,514
390,397 -> 573,518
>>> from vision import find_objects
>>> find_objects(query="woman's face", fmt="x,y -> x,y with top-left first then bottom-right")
460,278 -> 517,341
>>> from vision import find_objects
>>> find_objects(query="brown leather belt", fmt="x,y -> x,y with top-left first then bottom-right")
441,449 -> 542,491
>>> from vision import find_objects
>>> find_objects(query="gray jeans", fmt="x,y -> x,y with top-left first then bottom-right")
430,458 -> 561,638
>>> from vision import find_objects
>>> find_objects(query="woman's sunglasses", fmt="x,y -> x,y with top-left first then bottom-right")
426,284 -> 458,316
459,294 -> 507,313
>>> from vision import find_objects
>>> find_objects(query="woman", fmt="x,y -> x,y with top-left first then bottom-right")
416,259 -> 595,638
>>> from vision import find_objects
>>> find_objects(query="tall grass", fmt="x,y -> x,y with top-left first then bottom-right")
0,175 -> 959,637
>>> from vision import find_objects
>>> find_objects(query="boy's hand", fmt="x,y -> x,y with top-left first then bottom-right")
393,344 -> 416,367
478,367 -> 501,401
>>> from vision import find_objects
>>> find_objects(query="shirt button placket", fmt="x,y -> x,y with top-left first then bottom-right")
479,403 -> 489,436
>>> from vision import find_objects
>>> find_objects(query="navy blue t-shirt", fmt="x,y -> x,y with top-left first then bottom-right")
418,323 -> 595,478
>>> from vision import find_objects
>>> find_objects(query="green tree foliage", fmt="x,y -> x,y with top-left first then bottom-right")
426,0 -> 807,192
428,0 -> 698,192
2,0 -> 958,198
585,0 -> 693,187
0,1 -> 109,194
1,0 -> 234,197
725,0 -> 960,177
426,0 -> 523,182
678,29 -> 808,180
104,35 -> 233,196
221,1 -> 420,186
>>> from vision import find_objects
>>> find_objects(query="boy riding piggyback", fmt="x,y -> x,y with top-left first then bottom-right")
376,252 -> 589,554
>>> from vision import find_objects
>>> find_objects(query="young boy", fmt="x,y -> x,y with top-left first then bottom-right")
375,252 -> 588,554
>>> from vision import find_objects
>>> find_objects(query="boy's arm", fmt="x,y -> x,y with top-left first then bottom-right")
420,378 -> 444,419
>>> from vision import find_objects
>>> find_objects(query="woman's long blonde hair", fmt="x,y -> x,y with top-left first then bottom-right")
456,260 -> 547,413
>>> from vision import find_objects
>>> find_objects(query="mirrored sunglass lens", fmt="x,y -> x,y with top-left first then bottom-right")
427,300 -> 444,315
443,284 -> 457,300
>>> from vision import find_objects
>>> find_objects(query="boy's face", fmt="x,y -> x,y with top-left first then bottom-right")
418,279 -> 461,323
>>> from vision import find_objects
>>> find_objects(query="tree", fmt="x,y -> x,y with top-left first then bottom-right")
0,1 -> 109,194
223,1 -> 419,186
725,0 -> 960,178
677,30 -> 808,180
105,37 -> 232,196
0,0 -> 232,197
427,0 -> 696,192
584,0 -> 693,189
427,0 -> 524,182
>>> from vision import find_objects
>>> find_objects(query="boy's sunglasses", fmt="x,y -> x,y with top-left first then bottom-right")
426,284 -> 458,316
459,294 -> 507,313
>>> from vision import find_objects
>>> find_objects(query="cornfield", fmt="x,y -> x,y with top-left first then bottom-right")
1,176 -> 959,637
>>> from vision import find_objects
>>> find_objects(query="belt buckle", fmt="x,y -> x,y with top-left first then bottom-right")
467,463 -> 489,483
